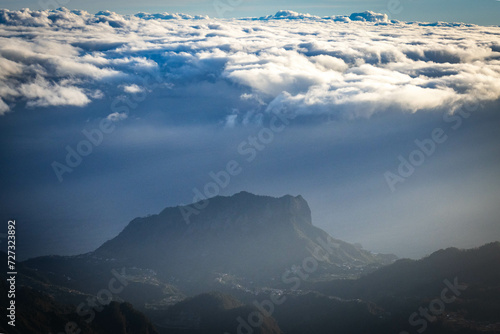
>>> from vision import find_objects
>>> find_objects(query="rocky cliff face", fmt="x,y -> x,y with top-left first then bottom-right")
95,192 -> 395,284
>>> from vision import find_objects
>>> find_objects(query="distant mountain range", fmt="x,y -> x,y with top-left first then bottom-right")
2,192 -> 499,333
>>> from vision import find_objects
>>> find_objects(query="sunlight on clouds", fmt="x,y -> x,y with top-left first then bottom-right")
0,7 -> 500,118
123,84 -> 144,93
19,76 -> 90,107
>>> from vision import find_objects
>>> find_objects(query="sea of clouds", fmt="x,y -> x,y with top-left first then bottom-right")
2,8 -> 500,259
1,7 -> 500,122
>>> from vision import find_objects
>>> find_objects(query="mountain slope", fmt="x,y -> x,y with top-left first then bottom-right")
314,242 -> 500,301
310,242 -> 500,333
95,192 -> 395,284
0,281 -> 159,334
149,291 -> 282,334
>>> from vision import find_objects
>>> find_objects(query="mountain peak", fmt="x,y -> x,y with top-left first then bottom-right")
95,192 -> 394,285
171,191 -> 312,229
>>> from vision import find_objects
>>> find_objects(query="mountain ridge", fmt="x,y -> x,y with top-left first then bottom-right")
10,241 -> 500,334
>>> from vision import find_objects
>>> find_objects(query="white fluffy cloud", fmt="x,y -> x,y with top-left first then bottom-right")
19,76 -> 90,107
123,84 -> 144,93
107,111 -> 128,121
1,7 -> 500,119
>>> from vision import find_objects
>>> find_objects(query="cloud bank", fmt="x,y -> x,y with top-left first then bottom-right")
1,8 -> 500,120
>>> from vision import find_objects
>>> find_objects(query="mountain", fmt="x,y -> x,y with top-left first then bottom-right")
7,197 -> 499,334
149,291 -> 282,334
148,241 -> 500,334
95,192 -> 396,286
0,281 -> 159,334
309,242 -> 500,333
313,242 -> 500,302
10,241 -> 500,334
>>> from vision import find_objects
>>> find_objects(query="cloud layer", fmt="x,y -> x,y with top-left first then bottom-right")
1,8 -> 500,120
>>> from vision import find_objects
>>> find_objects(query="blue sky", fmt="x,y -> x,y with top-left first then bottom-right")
0,0 -> 499,25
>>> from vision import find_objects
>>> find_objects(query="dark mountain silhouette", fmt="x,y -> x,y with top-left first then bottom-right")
313,242 -> 500,302
7,241 -> 500,334
308,242 -> 500,333
0,280 -> 159,334
95,192 -> 396,286
20,192 -> 395,306
150,291 -> 282,334
270,291 -> 387,334
8,192 -> 499,334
